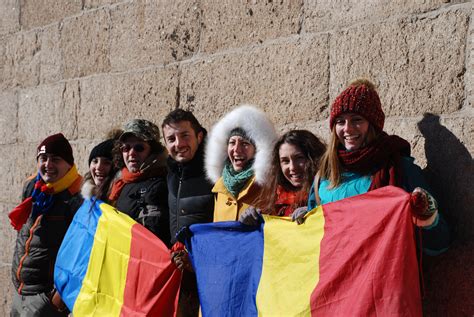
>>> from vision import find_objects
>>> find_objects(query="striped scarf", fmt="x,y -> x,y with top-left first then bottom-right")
8,165 -> 82,230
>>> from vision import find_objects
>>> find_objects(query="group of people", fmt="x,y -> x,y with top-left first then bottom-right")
9,79 -> 450,316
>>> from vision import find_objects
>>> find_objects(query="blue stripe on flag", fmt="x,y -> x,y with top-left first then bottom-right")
54,199 -> 103,311
186,221 -> 264,317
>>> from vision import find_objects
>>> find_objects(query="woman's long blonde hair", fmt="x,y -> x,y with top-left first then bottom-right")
321,78 -> 384,188
318,124 -> 379,188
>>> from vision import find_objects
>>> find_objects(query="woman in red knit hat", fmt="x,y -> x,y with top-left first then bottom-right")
295,78 -> 450,255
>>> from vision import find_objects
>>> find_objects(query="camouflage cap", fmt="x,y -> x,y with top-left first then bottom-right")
120,119 -> 161,143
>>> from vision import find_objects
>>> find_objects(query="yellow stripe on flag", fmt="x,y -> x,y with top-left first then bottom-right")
73,203 -> 135,316
256,206 -> 325,316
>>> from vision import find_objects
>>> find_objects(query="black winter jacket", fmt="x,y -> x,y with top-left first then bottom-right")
115,176 -> 171,246
12,178 -> 83,295
167,145 -> 214,244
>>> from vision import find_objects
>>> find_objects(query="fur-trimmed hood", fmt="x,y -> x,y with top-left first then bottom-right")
81,177 -> 97,200
205,104 -> 277,185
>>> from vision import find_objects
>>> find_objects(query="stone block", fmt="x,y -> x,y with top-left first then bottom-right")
20,0 -> 82,30
0,31 -> 40,90
200,0 -> 303,52
466,5 -> 474,109
0,143 -> 36,204
78,66 -> 179,139
0,264 -> 14,316
38,24 -> 62,84
18,81 -> 80,143
60,8 -> 111,79
0,90 -> 18,144
109,0 -> 200,71
329,10 -> 468,117
0,0 -> 20,36
84,0 -> 121,9
0,203 -> 16,264
179,34 -> 329,129
384,117 -> 428,167
303,0 -> 452,33
71,140 -> 97,177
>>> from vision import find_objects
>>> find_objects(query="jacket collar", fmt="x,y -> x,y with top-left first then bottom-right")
167,142 -> 206,179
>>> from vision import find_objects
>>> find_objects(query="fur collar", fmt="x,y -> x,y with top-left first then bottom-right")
205,104 -> 277,185
81,178 -> 97,200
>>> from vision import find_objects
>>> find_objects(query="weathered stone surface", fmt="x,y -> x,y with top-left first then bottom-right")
179,34 -> 329,129
0,264 -> 14,316
20,0 -> 82,30
72,140 -> 98,177
330,10 -> 468,117
384,117 -> 429,168
78,66 -> 179,139
200,0 -> 303,53
38,24 -> 62,84
0,25 -> 64,89
109,0 -> 200,71
0,91 -> 18,144
60,8 -> 111,79
466,5 -> 474,109
84,0 -> 121,9
0,31 -> 40,90
0,0 -> 20,36
18,81 -> 80,143
303,0 -> 456,33
0,143 -> 36,204
0,203 -> 16,264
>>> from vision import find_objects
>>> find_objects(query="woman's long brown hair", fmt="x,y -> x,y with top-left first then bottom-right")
260,130 -> 326,213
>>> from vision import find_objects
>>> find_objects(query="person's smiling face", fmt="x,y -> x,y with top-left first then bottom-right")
335,113 -> 370,151
163,121 -> 203,164
279,143 -> 307,189
121,136 -> 151,173
227,136 -> 255,172
37,154 -> 71,183
89,157 -> 113,186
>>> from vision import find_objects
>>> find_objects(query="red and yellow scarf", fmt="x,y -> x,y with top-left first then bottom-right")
8,165 -> 82,231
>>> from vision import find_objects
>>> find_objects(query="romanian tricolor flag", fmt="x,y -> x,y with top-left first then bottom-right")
54,199 -> 181,316
186,186 -> 422,316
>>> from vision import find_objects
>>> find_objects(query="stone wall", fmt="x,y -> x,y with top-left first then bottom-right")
1,0 -> 473,314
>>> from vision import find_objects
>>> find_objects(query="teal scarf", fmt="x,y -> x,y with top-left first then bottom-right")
222,161 -> 254,198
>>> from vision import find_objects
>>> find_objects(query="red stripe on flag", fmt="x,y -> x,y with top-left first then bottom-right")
121,224 -> 182,317
310,186 -> 422,316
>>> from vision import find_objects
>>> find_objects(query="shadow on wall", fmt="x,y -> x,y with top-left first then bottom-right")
417,113 -> 474,315
417,113 -> 473,241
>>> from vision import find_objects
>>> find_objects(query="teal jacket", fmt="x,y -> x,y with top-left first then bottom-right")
308,157 -> 450,255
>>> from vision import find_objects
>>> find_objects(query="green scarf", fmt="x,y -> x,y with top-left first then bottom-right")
222,161 -> 254,198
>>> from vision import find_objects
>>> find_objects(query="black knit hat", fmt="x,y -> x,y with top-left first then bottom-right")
228,127 -> 255,146
88,139 -> 115,166
37,133 -> 74,166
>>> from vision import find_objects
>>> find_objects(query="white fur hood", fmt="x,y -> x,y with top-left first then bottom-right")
81,178 -> 97,200
205,104 -> 277,185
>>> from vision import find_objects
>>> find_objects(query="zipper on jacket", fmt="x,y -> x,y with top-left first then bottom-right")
175,165 -> 183,239
16,215 -> 43,294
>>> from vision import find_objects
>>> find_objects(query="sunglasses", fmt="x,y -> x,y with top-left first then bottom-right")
120,143 -> 146,153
